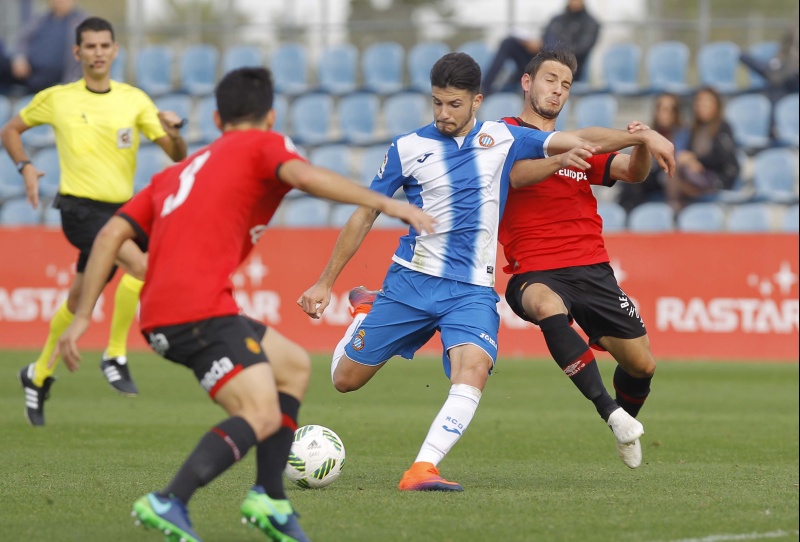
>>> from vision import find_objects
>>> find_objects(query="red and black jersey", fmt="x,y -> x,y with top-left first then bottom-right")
118,129 -> 304,331
499,116 -> 618,274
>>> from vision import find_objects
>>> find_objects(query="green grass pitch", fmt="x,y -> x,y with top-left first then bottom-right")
0,350 -> 797,542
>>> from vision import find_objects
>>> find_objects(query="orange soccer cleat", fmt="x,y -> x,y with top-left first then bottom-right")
398,462 -> 463,492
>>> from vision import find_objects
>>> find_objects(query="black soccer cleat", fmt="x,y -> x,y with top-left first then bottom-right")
19,363 -> 55,427
101,357 -> 139,396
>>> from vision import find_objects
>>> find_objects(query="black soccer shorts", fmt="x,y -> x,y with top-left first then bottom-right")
143,315 -> 269,398
505,262 -> 647,347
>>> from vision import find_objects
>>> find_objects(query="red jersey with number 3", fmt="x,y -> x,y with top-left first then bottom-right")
118,129 -> 304,331
499,116 -> 618,274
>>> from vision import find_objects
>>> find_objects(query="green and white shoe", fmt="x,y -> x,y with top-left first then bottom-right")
240,485 -> 310,542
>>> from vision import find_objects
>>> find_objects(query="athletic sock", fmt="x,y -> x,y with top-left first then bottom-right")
613,365 -> 652,418
539,314 -> 619,421
105,274 -> 143,360
331,313 -> 367,382
255,393 -> 300,500
161,416 -> 257,504
415,384 -> 482,466
32,301 -> 74,386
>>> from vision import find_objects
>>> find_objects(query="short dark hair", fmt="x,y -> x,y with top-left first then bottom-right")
524,49 -> 578,79
76,17 -> 115,46
215,67 -> 275,126
430,52 -> 481,94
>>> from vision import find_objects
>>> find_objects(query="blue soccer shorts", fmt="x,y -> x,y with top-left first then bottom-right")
344,263 -> 500,377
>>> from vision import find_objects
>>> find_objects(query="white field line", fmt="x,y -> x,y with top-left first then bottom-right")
655,530 -> 800,542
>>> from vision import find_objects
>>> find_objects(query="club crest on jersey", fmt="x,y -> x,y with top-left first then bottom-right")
378,152 -> 388,178
245,337 -> 261,354
117,128 -> 133,149
557,168 -> 588,182
477,133 -> 495,147
351,329 -> 366,351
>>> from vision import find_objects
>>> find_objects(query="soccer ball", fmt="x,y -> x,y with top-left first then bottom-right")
284,425 -> 346,489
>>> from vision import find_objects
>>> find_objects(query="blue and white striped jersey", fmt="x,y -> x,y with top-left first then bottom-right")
369,119 -> 554,287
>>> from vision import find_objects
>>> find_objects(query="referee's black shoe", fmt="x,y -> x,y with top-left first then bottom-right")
100,356 -> 139,396
19,363 -> 55,427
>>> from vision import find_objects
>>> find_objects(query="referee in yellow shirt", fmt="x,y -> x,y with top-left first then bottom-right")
0,17 -> 187,426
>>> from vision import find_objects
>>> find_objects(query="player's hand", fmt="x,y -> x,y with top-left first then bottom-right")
627,120 -> 650,133
556,144 -> 596,171
22,164 -> 45,209
11,56 -> 32,79
158,110 -> 186,138
297,283 -> 332,319
57,316 -> 91,372
380,200 -> 437,234
641,130 -> 676,177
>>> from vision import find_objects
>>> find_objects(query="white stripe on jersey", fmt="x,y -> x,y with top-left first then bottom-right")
370,120 -> 550,287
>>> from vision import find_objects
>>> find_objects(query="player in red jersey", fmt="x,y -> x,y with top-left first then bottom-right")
500,49 -> 666,470
55,67 -> 434,542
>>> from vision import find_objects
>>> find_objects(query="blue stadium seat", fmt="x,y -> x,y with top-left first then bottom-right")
42,206 -> 61,228
155,94 -> 193,127
627,202 -> 674,232
195,96 -> 218,143
33,147 -> 61,198
180,44 -> 218,96
317,43 -> 358,96
601,43 -> 642,95
289,93 -> 334,146
338,93 -> 380,145
0,156 -> 26,200
272,94 -> 289,134
0,197 -> 40,225
408,41 -> 450,93
309,145 -> 351,178
457,41 -> 493,75
724,93 -> 772,150
555,100 -> 570,131
222,45 -> 264,72
752,148 -> 799,204
574,94 -> 617,129
13,95 -> 55,148
597,202 -> 627,232
281,197 -> 331,227
384,92 -> 428,136
782,204 -> 799,232
477,92 -> 523,122
774,93 -> 799,147
359,144 -> 389,185
362,42 -> 405,95
135,45 -> 174,97
269,43 -> 309,96
645,41 -> 690,94
0,95 -> 9,125
329,204 -> 358,227
727,203 -> 773,232
744,41 -> 779,90
676,203 -> 726,232
134,146 -> 170,193
111,45 -> 126,82
697,41 -> 741,94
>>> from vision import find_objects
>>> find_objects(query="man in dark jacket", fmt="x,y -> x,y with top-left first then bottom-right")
482,0 -> 600,94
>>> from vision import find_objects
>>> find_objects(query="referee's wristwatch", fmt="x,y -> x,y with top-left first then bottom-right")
16,160 -> 32,174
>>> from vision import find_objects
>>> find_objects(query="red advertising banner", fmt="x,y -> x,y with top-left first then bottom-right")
0,228 -> 797,361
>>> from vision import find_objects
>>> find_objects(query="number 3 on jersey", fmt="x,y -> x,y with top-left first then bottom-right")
161,151 -> 211,217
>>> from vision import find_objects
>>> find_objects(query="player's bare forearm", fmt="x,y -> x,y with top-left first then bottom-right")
156,134 -> 187,162
626,143 -> 652,183
557,127 -> 641,154
318,207 -> 378,288
509,156 -> 562,188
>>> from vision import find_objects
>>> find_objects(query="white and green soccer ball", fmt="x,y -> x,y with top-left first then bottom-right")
284,425 -> 346,489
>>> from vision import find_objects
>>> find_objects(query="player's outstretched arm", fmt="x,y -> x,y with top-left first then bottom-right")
0,115 -> 43,209
57,216 -> 137,371
608,121 -> 654,183
510,144 -> 596,188
155,110 -> 188,162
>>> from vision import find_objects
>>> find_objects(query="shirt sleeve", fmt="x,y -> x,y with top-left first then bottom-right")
506,124 -> 554,162
368,141 -> 408,197
18,87 -> 56,127
588,152 -> 618,187
136,92 -> 168,142
261,133 -> 307,180
117,184 -> 155,243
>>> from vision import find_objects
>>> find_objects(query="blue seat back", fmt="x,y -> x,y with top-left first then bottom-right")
597,202 -> 627,232
628,202 -> 674,232
318,44 -> 358,95
111,46 -> 127,82
180,44 -> 219,95
33,147 -> 61,197
281,197 -> 331,227
457,41 -> 493,75
477,92 -> 523,122
574,94 -> 617,128
724,93 -> 772,149
359,145 -> 389,186
646,41 -> 690,93
309,145 -> 351,178
135,45 -> 174,97
727,203 -> 773,232
745,41 -> 779,89
385,92 -> 429,135
338,93 -> 380,145
0,198 -> 40,225
677,203 -> 726,232
774,93 -> 799,147
782,204 -> 799,232
270,43 -> 309,95
154,94 -> 193,125
408,41 -> 450,93
134,146 -> 170,192
697,41 -> 741,93
223,45 -> 264,72
752,148 -> 798,203
289,94 -> 333,145
602,43 -> 641,93
362,42 -> 405,95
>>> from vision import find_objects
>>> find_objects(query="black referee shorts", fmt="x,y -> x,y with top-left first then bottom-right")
55,194 -> 145,274
505,262 -> 647,347
143,315 -> 269,398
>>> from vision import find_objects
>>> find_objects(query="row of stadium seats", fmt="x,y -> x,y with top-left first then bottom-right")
2,90 -> 796,151
0,39 -> 779,100
1,192 -> 795,233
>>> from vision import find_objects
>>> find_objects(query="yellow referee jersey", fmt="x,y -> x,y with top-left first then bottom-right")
19,79 -> 167,204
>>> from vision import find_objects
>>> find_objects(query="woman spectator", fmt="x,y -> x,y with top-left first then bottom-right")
665,87 -> 740,212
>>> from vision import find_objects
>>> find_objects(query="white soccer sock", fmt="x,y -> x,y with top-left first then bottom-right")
331,313 -> 367,383
414,383 -> 482,466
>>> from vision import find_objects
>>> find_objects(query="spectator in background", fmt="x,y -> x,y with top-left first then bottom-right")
482,0 -> 599,95
665,87 -> 739,212
0,0 -> 86,95
618,93 -> 689,212
740,20 -> 799,99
